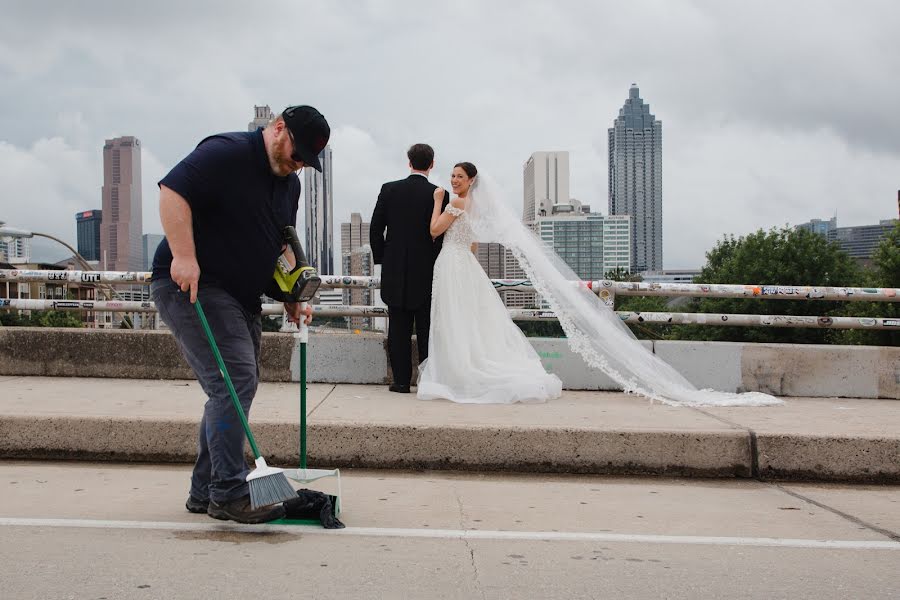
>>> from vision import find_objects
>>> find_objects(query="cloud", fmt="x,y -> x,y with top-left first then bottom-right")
1,0 -> 897,271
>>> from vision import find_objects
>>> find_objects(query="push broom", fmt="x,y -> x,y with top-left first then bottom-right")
194,299 -> 296,509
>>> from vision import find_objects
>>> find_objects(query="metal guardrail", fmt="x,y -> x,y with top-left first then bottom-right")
2,270 -> 898,331
2,269 -> 898,302
2,299 -> 897,331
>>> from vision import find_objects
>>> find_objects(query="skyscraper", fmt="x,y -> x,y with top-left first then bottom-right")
475,243 -> 506,279
305,145 -> 334,275
513,151 -> 573,308
340,213 -> 374,329
100,136 -> 142,271
536,212 -> 631,280
341,211 -> 370,260
248,105 -> 273,131
523,151 -> 570,224
608,84 -> 662,272
76,209 -> 102,261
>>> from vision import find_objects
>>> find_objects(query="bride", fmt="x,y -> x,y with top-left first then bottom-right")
417,161 -> 782,408
416,162 -> 563,404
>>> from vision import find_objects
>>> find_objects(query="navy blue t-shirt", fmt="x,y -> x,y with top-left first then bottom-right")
151,129 -> 300,313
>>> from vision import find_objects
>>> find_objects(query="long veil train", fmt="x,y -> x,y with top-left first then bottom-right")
465,174 -> 781,407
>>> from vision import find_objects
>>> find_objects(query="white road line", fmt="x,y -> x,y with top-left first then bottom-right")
1,517 -> 898,550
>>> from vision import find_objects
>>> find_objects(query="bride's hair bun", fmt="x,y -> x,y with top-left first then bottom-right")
453,162 -> 478,179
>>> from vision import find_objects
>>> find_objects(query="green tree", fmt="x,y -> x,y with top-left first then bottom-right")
0,310 -> 84,328
261,316 -> 283,332
604,268 -> 673,339
672,227 -> 863,344
515,319 -> 564,337
832,222 -> 900,346
871,221 -> 900,288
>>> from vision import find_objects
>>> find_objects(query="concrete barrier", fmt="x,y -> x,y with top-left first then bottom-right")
0,327 -> 897,398
655,340 -> 899,399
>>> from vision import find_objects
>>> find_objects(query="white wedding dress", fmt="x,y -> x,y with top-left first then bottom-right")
416,175 -> 782,408
416,203 -> 563,404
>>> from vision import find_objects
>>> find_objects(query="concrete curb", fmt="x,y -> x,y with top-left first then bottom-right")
2,414 -> 897,483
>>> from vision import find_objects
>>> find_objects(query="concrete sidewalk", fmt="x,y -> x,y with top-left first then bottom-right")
1,375 -> 898,483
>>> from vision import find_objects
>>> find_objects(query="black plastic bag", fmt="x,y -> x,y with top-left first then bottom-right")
283,488 -> 345,529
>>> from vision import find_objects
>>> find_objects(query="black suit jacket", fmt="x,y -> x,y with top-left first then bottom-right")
370,174 -> 449,309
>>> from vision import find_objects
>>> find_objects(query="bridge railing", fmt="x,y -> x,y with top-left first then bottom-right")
2,269 -> 898,330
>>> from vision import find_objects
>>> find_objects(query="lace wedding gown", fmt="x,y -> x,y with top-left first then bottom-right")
416,204 -> 563,404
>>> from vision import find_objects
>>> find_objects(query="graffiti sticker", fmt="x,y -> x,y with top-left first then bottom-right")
52,301 -> 80,309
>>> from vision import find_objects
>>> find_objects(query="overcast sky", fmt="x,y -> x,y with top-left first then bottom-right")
1,0 -> 898,269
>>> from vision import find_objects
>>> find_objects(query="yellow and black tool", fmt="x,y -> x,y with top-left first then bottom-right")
271,226 -> 321,303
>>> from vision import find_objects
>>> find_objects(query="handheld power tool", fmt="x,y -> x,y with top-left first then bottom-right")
270,226 -> 321,303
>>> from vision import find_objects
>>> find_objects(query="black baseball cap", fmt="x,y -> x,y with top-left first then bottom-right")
283,105 -> 330,171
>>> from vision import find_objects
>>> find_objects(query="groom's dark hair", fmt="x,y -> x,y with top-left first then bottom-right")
407,144 -> 434,171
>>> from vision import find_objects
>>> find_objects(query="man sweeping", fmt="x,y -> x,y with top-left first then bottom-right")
150,105 -> 329,523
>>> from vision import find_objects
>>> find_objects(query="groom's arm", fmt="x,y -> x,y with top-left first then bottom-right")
370,184 -> 388,264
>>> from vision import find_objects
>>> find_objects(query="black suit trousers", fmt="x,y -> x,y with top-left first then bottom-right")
387,300 -> 431,387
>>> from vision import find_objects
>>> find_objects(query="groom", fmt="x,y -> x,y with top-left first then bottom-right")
370,143 -> 449,393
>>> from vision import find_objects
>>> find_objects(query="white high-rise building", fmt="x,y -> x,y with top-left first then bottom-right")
608,84 -> 662,272
0,236 -> 31,264
304,145 -> 334,275
523,151 -> 570,224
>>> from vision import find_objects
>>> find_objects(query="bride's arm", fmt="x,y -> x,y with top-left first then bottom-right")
470,242 -> 477,254
430,189 -> 463,238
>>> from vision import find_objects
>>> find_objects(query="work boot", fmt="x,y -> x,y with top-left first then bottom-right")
207,495 -> 286,524
185,495 -> 209,514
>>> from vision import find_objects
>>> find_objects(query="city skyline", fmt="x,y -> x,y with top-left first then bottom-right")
2,3 -> 898,270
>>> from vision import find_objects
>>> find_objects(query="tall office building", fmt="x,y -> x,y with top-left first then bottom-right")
76,210 -> 102,261
340,213 -> 374,329
142,233 -> 165,271
796,217 -> 837,236
476,243 -> 506,279
523,151 -> 570,224
536,212 -> 631,280
342,247 -> 375,330
305,145 -> 334,275
341,212 -> 370,260
515,151 -> 572,307
827,220 -> 898,262
608,84 -> 662,272
248,105 -> 273,131
100,136 -> 142,271
0,236 -> 30,264
797,215 -> 897,263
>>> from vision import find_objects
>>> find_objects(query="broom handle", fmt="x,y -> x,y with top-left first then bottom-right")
194,299 -> 262,459
300,341 -> 307,469
299,302 -> 308,469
